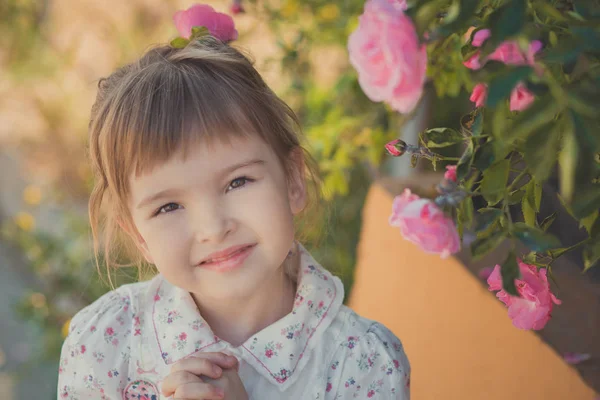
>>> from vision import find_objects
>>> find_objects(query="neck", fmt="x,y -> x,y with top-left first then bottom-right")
191,248 -> 299,347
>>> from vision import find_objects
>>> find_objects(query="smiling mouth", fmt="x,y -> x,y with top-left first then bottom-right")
198,245 -> 255,265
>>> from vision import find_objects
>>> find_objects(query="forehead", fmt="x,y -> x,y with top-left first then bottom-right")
128,134 -> 274,192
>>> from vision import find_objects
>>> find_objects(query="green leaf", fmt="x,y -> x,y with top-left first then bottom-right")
457,140 -> 475,180
487,0 -> 526,48
574,0 -> 600,19
460,109 -> 484,137
507,189 -> 525,205
542,38 -> 586,64
572,189 -> 600,219
523,121 -> 561,183
500,253 -> 520,296
525,176 -> 542,212
471,230 -> 506,260
548,240 -> 585,259
481,159 -> 510,206
497,95 -> 563,143
473,139 -> 496,170
573,27 -> 600,52
435,0 -> 482,37
522,178 -> 542,226
583,239 -> 600,272
512,222 -> 561,252
521,251 -> 536,264
420,128 -> 465,148
459,197 -> 475,234
559,128 -> 577,203
486,66 -> 533,108
475,208 -> 504,233
170,37 -> 190,48
522,188 -> 536,226
540,212 -> 558,231
580,210 -> 599,234
414,0 -> 446,36
191,26 -> 210,38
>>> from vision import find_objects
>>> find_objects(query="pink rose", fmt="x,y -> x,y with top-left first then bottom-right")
389,189 -> 461,258
173,4 -> 238,42
464,29 -> 542,71
489,40 -> 543,66
348,0 -> 427,113
444,165 -> 457,182
487,260 -> 561,330
469,83 -> 488,107
384,139 -> 407,156
463,53 -> 483,70
509,82 -> 535,111
471,29 -> 491,47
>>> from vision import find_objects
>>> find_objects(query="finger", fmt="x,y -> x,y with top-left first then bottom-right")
173,382 -> 224,399
171,353 -> 237,374
162,370 -> 218,397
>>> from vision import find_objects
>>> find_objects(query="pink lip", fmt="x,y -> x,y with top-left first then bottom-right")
197,244 -> 256,272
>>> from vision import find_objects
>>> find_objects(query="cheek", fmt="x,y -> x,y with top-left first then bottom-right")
137,218 -> 189,262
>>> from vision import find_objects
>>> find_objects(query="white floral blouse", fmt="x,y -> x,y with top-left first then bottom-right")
58,244 -> 411,399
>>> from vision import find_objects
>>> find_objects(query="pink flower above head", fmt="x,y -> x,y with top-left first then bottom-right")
389,189 -> 461,258
173,4 -> 238,42
348,0 -> 427,114
470,83 -> 488,108
487,260 -> 561,330
509,82 -> 535,111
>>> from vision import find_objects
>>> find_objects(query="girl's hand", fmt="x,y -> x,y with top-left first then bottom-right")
161,352 -> 240,399
202,366 -> 249,400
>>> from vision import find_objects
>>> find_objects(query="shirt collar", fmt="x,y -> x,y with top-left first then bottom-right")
151,243 -> 344,389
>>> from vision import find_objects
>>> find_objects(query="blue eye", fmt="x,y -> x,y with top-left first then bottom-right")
154,202 -> 181,216
227,176 -> 254,192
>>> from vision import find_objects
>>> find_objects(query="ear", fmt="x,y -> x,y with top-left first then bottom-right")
287,147 -> 307,215
117,217 -> 155,265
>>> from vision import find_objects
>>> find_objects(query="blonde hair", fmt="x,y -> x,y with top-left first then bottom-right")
88,36 -> 323,286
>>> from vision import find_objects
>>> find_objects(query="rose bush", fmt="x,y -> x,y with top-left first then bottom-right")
347,0 -> 600,329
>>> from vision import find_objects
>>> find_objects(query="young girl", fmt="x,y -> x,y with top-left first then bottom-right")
58,4 -> 410,399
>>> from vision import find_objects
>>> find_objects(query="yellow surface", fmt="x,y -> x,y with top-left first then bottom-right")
348,183 -> 597,400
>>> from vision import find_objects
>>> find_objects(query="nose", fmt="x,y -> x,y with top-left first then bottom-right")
191,199 -> 234,244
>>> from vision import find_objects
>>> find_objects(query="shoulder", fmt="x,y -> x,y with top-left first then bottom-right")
333,305 -> 410,364
58,278 -> 159,398
67,278 -> 155,337
323,306 -> 411,399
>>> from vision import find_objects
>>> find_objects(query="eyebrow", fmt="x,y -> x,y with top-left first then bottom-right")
136,159 -> 266,210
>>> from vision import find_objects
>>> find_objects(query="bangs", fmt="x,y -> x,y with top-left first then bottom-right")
101,58 -> 276,193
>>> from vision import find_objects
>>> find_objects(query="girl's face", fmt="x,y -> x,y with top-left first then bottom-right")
126,134 -> 306,301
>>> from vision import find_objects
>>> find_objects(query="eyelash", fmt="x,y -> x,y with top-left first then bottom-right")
152,176 -> 255,217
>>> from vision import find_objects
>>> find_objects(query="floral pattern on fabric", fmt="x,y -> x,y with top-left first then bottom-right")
324,321 -> 411,399
57,243 -> 411,399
